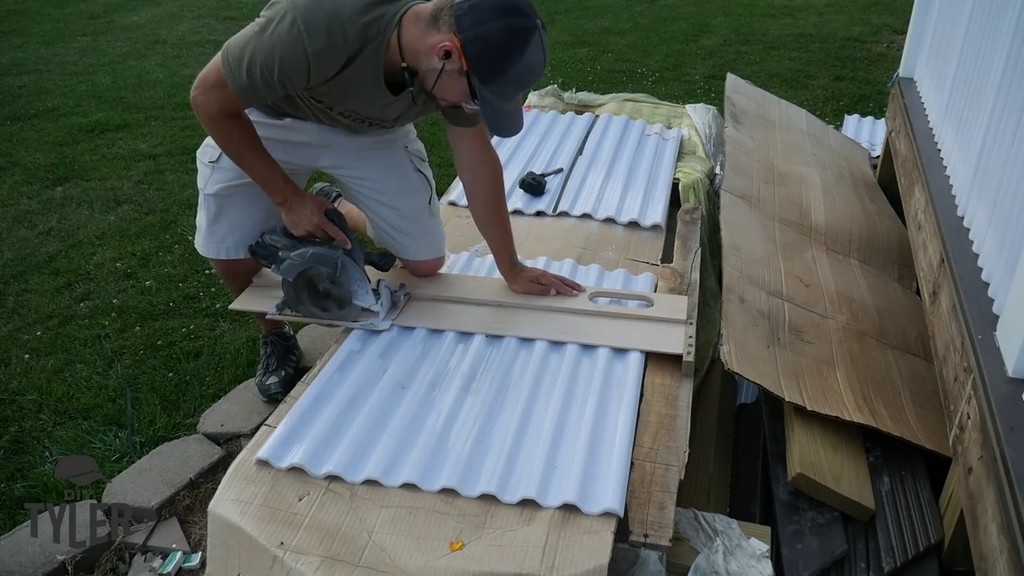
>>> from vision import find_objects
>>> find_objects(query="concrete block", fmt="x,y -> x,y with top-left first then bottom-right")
197,378 -> 275,443
101,435 -> 226,523
296,324 -> 344,369
0,499 -> 111,576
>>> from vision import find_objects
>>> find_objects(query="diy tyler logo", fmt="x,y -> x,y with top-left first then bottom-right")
23,454 -> 157,548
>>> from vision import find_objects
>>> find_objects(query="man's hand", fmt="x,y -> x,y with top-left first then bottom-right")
279,193 -> 351,248
504,261 -> 585,296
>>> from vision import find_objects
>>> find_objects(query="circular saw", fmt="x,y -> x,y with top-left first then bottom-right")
248,207 -> 409,330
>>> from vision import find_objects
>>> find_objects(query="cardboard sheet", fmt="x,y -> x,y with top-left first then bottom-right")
719,74 -> 949,456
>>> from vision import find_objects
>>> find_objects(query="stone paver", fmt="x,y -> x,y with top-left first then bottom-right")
296,324 -> 344,369
0,499 -> 111,576
197,378 -> 276,443
101,435 -> 226,523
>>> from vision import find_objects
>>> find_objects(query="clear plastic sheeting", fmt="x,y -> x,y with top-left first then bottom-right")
255,252 -> 656,517
685,103 -> 726,193
675,508 -> 774,576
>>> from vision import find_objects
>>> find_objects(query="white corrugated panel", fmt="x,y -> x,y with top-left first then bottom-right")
443,109 -> 682,228
841,114 -> 886,157
556,113 -> 682,227
899,0 -> 1024,372
255,252 -> 657,516
442,109 -> 595,215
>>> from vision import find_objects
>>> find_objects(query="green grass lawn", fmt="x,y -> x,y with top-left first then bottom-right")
0,0 -> 913,533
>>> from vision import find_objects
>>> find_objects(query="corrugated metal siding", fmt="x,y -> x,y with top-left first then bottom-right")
442,109 -> 682,228
841,114 -> 886,157
255,252 -> 657,516
443,109 -> 594,216
899,0 -> 1024,373
899,0 -> 1024,318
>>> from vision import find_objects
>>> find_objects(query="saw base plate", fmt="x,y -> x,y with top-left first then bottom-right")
268,280 -> 410,331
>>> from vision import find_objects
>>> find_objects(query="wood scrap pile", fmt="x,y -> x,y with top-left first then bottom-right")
666,74 -> 973,574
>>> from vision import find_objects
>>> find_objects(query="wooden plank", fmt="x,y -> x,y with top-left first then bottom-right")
385,269 -> 687,322
229,268 -> 690,355
784,404 -> 875,521
762,392 -> 848,576
887,77 -> 1024,575
626,204 -> 700,549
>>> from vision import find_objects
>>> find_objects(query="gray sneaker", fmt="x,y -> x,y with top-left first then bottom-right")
310,181 -> 344,205
255,325 -> 303,402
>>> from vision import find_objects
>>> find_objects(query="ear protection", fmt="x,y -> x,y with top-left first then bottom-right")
401,62 -> 418,89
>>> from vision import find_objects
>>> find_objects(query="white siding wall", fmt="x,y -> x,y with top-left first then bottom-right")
899,0 -> 1024,377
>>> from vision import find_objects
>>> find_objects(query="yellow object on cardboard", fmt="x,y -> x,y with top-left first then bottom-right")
718,73 -> 948,457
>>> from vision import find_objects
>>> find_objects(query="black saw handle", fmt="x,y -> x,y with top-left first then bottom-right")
323,207 -> 396,272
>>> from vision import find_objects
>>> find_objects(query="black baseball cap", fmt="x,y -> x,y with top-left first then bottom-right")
453,0 -> 549,138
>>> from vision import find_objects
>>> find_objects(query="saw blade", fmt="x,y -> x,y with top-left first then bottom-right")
275,246 -> 364,321
281,263 -> 363,322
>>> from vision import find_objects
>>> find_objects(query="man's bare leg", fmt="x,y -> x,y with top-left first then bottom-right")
337,198 -> 369,238
313,182 -> 445,277
334,198 -> 444,276
209,256 -> 301,403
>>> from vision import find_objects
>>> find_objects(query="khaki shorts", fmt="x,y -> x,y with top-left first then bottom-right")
193,108 -> 445,262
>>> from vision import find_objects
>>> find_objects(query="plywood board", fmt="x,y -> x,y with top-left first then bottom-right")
230,268 -> 689,355
784,403 -> 874,521
718,72 -> 948,457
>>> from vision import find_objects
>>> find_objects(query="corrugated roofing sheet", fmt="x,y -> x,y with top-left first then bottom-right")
899,0 -> 1024,372
557,113 -> 682,227
255,252 -> 657,516
443,109 -> 594,216
841,114 -> 886,157
442,109 -> 682,228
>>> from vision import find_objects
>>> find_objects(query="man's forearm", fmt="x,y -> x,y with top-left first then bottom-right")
459,145 -> 522,276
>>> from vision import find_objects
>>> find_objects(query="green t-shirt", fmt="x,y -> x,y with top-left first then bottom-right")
220,0 -> 480,132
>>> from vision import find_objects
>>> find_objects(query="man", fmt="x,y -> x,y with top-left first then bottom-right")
189,0 -> 584,402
